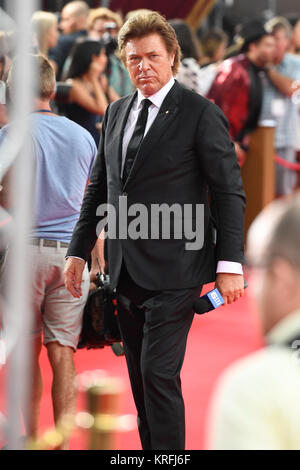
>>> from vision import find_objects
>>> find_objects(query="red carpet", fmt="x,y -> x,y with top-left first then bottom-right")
0,280 -> 263,450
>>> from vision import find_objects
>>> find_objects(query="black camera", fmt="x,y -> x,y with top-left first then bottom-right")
102,30 -> 118,56
77,272 -> 122,350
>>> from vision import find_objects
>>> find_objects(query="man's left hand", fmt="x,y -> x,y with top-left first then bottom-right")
215,273 -> 245,305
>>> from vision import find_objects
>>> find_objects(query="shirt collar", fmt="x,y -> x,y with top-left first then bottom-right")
266,309 -> 300,345
136,76 -> 175,110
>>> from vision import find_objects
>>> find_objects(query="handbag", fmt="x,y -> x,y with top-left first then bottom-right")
77,272 -> 122,350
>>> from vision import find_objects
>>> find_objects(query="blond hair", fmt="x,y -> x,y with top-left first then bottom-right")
31,11 -> 58,56
88,7 -> 123,31
125,9 -> 153,21
8,54 -> 56,100
118,11 -> 181,76
265,16 -> 293,37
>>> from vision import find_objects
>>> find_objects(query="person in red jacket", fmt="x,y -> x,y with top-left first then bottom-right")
207,21 -> 275,162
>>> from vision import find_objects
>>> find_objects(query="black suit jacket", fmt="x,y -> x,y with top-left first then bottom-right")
67,81 -> 246,290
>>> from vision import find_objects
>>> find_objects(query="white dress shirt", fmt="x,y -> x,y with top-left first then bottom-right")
121,77 -> 176,174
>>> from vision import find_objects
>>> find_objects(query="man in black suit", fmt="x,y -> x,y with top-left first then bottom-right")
64,11 -> 246,450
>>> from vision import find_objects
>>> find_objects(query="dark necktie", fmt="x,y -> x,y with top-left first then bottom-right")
122,98 -> 152,184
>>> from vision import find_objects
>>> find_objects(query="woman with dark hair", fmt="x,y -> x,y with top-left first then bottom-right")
64,38 -> 117,145
168,19 -> 206,95
169,19 -> 227,96
168,18 -> 201,61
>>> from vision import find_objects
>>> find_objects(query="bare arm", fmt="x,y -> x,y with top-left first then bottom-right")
267,68 -> 300,97
107,85 -> 120,103
99,73 -> 120,103
68,71 -> 108,116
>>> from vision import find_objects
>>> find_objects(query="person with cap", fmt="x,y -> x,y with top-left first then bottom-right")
208,192 -> 300,450
207,21 -> 275,163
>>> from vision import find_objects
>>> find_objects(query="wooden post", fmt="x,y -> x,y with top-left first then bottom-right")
86,377 -> 123,450
241,123 -> 275,239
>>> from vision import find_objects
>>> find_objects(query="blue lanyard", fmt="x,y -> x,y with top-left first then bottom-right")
34,109 -> 53,113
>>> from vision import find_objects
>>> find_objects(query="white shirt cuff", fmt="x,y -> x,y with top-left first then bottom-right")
65,256 -> 85,261
216,261 -> 243,275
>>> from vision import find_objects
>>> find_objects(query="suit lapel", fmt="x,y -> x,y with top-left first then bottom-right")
123,81 -> 182,189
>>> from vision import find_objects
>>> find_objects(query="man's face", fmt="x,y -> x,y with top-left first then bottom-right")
60,7 -> 77,34
250,266 -> 278,335
250,258 -> 300,336
254,35 -> 276,66
273,28 -> 290,64
125,33 -> 175,97
89,18 -> 118,39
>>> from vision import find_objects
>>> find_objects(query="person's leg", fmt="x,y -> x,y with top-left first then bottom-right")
117,264 -> 202,450
42,247 -> 90,449
116,264 -> 154,450
141,286 -> 202,450
21,335 -> 43,442
46,341 -> 77,450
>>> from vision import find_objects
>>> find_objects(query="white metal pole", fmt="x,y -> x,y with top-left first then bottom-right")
3,0 -> 39,450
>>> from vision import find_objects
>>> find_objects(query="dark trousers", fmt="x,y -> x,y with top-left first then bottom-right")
116,262 -> 202,450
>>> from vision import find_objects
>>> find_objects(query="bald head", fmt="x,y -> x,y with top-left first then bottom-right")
60,1 -> 89,34
264,195 -> 300,269
246,198 -> 288,268
246,192 -> 300,335
247,193 -> 300,269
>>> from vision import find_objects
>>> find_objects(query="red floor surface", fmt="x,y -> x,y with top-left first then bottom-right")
0,281 -> 263,450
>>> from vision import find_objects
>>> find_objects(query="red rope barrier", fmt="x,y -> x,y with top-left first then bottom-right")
274,154 -> 300,171
239,152 -> 300,171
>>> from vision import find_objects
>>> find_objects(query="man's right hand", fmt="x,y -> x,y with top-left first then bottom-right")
63,257 -> 85,298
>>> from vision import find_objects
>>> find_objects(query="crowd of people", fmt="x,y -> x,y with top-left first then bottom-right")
0,0 -> 300,451
0,2 -> 298,188
0,2 -> 299,194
